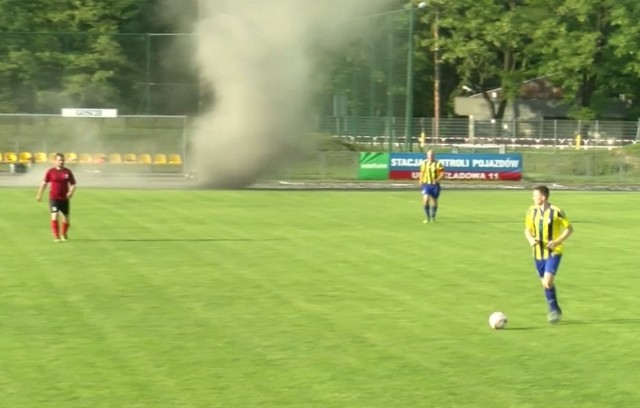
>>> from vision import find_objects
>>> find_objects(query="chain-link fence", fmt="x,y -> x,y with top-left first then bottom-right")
317,9 -> 413,142
0,32 -> 199,115
0,113 -> 188,173
1,16 -> 414,118
320,116 -> 640,151
271,150 -> 640,183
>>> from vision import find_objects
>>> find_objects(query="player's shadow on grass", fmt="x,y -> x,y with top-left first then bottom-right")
506,327 -> 545,331
507,319 -> 640,330
74,238 -> 286,242
437,221 -> 523,224
561,318 -> 640,326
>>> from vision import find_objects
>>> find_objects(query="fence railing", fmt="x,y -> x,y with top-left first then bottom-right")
320,116 -> 640,150
0,113 -> 189,160
274,150 -> 640,183
1,113 -> 639,183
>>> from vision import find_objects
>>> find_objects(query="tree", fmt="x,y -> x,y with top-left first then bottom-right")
0,0 -> 161,113
426,0 -> 546,120
529,0 -> 640,119
530,0 -> 627,119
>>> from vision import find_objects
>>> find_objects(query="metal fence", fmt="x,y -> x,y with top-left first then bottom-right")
275,150 -> 640,183
0,20 -> 413,118
320,116 -> 640,151
0,113 -> 189,169
0,32 -> 199,115
1,112 -> 639,183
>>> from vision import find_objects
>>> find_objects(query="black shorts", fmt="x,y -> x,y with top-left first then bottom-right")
49,199 -> 70,215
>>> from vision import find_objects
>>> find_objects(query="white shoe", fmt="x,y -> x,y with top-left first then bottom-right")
547,310 -> 562,324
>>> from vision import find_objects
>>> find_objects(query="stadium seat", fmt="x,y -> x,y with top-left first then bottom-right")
93,153 -> 108,164
109,153 -> 122,164
49,152 -> 57,162
79,153 -> 93,164
3,152 -> 17,163
153,154 -> 167,165
123,153 -> 137,163
138,153 -> 152,164
18,152 -> 33,164
34,152 -> 48,163
65,152 -> 78,163
168,154 -> 183,165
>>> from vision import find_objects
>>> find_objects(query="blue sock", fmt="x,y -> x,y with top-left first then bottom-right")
424,205 -> 430,219
432,206 -> 438,220
545,286 -> 559,312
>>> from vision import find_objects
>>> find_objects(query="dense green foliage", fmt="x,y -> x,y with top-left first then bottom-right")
417,0 -> 640,119
2,0 -> 640,118
0,0 -> 183,114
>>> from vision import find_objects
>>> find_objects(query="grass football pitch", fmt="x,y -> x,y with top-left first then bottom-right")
1,188 -> 639,408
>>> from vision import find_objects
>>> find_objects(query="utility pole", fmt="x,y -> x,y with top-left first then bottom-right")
433,5 -> 440,146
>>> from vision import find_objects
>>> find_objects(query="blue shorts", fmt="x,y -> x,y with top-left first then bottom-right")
534,255 -> 562,278
421,183 -> 441,199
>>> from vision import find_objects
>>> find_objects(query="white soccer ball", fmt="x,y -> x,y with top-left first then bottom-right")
489,312 -> 508,329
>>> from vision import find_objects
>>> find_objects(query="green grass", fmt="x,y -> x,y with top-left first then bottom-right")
1,188 -> 640,407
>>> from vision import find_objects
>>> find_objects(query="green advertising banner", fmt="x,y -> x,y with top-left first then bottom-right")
358,152 -> 390,180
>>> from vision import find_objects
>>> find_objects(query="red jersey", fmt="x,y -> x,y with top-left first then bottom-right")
44,167 -> 76,200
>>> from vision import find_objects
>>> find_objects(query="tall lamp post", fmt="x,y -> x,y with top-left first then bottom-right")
404,2 -> 428,151
367,4 -> 426,152
432,3 -> 441,146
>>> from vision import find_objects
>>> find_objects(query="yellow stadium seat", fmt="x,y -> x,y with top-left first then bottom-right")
153,154 -> 167,165
18,152 -> 33,164
93,153 -> 107,164
123,153 -> 137,163
65,152 -> 78,163
34,152 -> 48,163
3,152 -> 17,163
109,153 -> 122,164
168,154 -> 183,165
138,153 -> 152,164
49,152 -> 57,163
79,153 -> 93,164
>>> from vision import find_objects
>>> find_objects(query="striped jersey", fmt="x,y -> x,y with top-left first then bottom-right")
419,160 -> 444,184
525,204 -> 572,260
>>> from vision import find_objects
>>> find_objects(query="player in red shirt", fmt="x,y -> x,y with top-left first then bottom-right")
36,153 -> 77,242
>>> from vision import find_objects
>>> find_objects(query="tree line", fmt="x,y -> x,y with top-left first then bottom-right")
1,0 -> 640,119
416,0 -> 640,120
0,0 -> 191,115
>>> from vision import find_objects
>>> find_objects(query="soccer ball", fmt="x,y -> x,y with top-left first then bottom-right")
489,312 -> 508,329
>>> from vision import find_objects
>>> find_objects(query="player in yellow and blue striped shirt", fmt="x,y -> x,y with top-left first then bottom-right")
524,185 -> 574,324
418,150 -> 445,223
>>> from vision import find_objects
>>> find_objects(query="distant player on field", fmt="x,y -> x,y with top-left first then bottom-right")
418,149 -> 445,223
36,153 -> 77,242
524,185 -> 574,324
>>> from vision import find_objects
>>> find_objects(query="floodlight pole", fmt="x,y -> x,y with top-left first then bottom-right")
433,5 -> 441,146
404,3 -> 427,151
404,6 -> 416,151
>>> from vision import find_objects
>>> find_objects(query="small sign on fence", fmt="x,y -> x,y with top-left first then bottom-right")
61,108 -> 118,118
358,152 -> 390,180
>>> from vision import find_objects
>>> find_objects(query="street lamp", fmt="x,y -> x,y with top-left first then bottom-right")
404,1 -> 428,151
432,3 -> 441,146
367,4 -> 427,152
